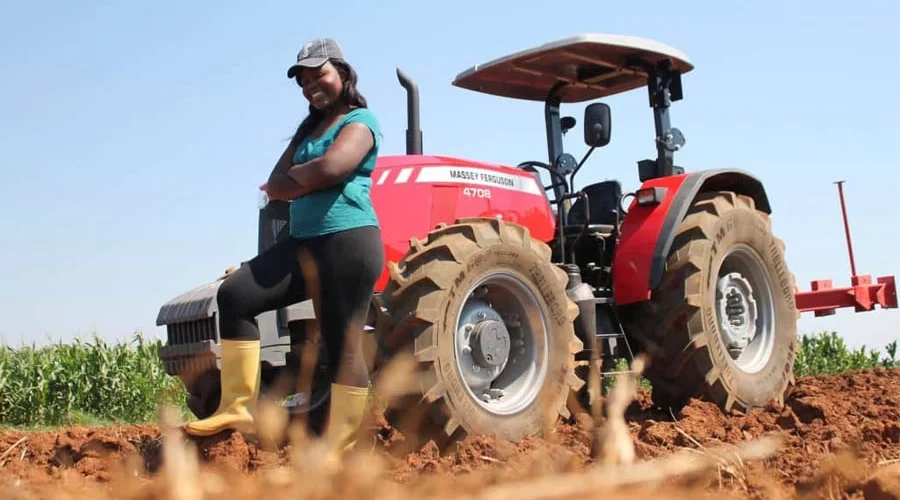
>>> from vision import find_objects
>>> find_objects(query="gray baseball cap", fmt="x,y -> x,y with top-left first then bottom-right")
287,38 -> 345,78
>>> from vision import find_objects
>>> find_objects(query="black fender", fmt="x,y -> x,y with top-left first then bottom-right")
649,168 -> 772,291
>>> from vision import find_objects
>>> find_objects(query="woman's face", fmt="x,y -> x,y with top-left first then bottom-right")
297,61 -> 344,110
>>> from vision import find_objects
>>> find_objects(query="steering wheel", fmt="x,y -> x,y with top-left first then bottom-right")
516,160 -> 569,196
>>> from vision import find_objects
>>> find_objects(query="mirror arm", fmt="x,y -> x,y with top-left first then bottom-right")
570,146 -> 596,188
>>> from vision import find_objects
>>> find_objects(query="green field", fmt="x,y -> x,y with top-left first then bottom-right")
0,333 -> 189,429
0,330 -> 896,429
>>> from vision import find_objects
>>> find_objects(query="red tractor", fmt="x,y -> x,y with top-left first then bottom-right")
156,34 -> 897,446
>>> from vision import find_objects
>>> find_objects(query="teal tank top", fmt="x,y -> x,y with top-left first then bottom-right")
289,107 -> 381,239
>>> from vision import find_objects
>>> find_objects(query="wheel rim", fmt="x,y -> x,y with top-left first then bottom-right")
714,244 -> 776,374
281,342 -> 331,414
453,271 -> 549,415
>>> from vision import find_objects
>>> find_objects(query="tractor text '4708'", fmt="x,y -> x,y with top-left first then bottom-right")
155,34 -> 897,449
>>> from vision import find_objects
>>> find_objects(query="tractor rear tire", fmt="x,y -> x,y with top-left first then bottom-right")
378,217 -> 583,448
628,190 -> 799,413
181,368 -> 220,420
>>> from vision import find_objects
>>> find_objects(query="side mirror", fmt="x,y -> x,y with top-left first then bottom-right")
584,103 -> 611,148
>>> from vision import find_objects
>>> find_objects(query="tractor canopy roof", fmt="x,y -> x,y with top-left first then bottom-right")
452,33 -> 693,103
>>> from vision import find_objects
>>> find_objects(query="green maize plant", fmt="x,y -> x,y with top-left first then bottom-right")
0,331 -> 188,428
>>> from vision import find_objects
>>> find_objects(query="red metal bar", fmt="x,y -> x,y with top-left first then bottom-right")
795,276 -> 897,317
834,181 -> 858,276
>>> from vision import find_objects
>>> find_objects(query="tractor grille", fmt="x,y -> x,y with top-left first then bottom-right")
259,200 -> 291,253
166,316 -> 217,345
274,219 -> 287,239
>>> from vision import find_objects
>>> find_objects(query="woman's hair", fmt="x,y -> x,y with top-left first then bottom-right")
291,60 -> 368,144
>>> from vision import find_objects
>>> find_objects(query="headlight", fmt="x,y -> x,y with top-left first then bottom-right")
258,188 -> 270,209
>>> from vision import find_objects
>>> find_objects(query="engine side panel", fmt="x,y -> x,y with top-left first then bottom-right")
371,155 -> 555,291
612,168 -> 772,305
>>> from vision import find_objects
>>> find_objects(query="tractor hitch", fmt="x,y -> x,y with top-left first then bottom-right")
796,275 -> 897,317
794,181 -> 897,316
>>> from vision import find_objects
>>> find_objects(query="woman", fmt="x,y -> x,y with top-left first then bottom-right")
183,38 -> 384,464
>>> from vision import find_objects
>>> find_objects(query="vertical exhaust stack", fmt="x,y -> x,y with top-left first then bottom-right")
396,68 -> 422,155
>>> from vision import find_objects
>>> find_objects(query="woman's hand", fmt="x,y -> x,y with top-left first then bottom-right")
266,172 -> 307,200
264,138 -> 306,201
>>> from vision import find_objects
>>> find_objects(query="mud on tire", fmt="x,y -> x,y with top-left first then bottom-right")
377,217 -> 584,446
628,190 -> 799,413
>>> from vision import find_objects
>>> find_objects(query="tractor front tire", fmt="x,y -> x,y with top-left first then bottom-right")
180,368 -> 220,420
630,191 -> 799,413
378,218 -> 583,447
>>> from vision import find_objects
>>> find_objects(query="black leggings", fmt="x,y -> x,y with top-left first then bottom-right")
216,225 -> 384,385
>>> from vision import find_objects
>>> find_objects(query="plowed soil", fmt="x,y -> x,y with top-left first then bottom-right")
1,368 -> 898,499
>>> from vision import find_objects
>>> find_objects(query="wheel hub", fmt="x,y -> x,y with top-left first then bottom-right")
716,272 -> 758,357
471,319 -> 511,368
453,273 -> 546,415
456,300 -> 510,391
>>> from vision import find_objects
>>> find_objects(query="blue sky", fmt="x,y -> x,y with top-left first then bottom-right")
1,0 -> 897,353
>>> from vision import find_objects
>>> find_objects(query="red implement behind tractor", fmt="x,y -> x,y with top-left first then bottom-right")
156,34 -> 897,448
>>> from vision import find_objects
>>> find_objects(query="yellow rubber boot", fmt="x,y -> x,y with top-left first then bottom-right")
322,383 -> 371,467
183,339 -> 261,437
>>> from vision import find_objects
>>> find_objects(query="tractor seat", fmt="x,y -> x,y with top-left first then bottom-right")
564,180 -> 622,235
564,223 -> 615,236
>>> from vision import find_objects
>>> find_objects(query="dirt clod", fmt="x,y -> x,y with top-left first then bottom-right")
863,463 -> 900,500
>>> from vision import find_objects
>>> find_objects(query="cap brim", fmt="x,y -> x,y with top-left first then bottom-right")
286,57 -> 329,78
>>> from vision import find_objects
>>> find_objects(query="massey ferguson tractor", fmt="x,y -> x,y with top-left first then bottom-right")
156,34 -> 897,446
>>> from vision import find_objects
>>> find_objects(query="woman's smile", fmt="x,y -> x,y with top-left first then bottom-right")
305,84 -> 330,108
